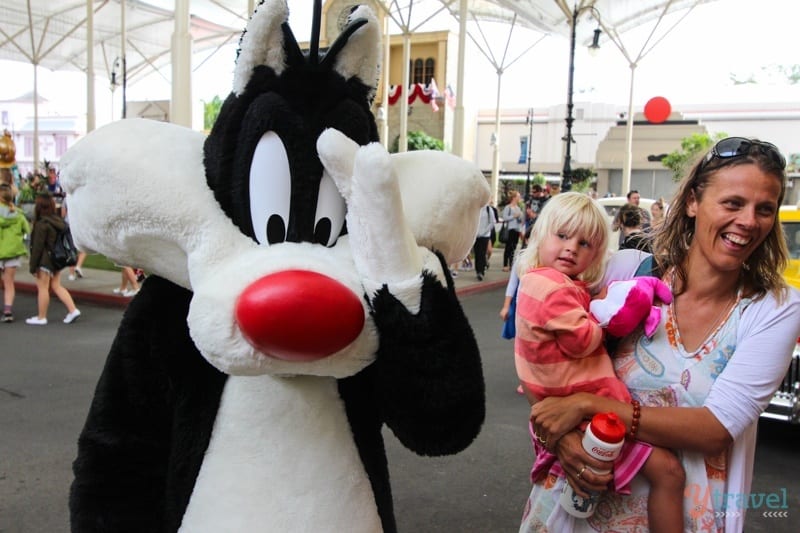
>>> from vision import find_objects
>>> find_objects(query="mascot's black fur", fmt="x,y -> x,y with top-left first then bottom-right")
65,1 -> 485,531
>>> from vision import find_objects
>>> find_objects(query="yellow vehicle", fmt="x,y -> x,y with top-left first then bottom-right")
761,205 -> 800,424
780,206 -> 800,289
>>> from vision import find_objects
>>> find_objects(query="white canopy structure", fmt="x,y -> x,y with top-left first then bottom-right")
2,0 -> 717,183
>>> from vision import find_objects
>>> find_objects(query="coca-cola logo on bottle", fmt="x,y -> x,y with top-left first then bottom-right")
591,446 -> 616,458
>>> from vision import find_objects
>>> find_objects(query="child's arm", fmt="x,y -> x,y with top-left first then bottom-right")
499,295 -> 513,321
518,269 -> 604,358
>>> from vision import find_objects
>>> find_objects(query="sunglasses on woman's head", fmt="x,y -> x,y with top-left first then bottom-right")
702,137 -> 786,169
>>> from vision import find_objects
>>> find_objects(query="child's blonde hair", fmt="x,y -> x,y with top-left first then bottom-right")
516,192 -> 609,284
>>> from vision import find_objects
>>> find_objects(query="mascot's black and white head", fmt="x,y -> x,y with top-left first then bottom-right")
59,0 -> 489,380
205,0 -> 379,247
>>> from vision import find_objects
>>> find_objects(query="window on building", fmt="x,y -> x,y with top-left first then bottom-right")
1,110 -> 7,125
408,58 -> 436,85
412,59 -> 424,84
424,58 -> 435,85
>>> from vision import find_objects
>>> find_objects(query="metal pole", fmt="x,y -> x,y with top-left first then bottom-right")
452,0 -> 468,156
121,0 -> 127,119
489,68 -> 502,204
525,107 -> 533,201
561,6 -> 577,192
399,34 -> 411,152
621,62 -> 637,196
86,0 -> 95,132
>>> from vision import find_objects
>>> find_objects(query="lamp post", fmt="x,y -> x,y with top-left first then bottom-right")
561,5 -> 601,193
110,57 -> 127,119
524,107 -> 534,201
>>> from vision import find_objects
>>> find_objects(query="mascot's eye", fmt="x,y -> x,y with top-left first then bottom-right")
314,172 -> 346,247
249,131 -> 291,245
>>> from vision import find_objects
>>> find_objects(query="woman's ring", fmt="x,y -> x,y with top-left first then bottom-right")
534,431 -> 547,445
577,465 -> 588,480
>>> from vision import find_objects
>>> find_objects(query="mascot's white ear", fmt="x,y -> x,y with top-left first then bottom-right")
233,0 -> 290,96
330,5 -> 381,98
59,119 -> 252,290
394,152 -> 490,265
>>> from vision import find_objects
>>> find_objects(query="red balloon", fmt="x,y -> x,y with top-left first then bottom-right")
644,96 -> 671,124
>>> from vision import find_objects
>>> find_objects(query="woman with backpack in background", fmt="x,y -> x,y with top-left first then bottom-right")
26,193 -> 80,325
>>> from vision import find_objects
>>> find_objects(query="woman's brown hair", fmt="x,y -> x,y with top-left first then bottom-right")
34,193 -> 56,222
653,140 -> 788,298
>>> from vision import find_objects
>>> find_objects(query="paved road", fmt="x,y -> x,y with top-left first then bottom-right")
1,288 -> 798,532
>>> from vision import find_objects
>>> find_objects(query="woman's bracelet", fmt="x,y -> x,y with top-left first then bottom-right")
629,399 -> 641,439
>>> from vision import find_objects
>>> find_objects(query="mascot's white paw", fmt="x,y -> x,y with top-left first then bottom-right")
318,128 -> 488,311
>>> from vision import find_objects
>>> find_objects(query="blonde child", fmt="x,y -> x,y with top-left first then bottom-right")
515,192 -> 684,533
0,183 -> 30,322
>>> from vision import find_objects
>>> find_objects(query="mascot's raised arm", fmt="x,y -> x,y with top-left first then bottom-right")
61,1 -> 488,531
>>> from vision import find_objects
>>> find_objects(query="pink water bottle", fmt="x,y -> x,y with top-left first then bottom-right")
559,412 -> 626,518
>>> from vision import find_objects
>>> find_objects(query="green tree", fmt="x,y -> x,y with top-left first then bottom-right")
390,131 -> 444,153
730,64 -> 799,85
778,64 -> 800,84
203,95 -> 224,131
661,132 -> 727,181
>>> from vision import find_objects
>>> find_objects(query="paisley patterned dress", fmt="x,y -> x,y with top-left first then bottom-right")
519,275 -> 748,533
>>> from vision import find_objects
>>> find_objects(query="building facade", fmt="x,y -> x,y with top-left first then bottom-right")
474,100 -> 800,205
0,92 -> 81,176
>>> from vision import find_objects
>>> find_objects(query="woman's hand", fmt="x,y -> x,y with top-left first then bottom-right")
554,431 -> 613,497
530,393 -> 591,445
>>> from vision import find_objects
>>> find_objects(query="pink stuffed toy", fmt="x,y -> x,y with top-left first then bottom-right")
590,276 -> 673,338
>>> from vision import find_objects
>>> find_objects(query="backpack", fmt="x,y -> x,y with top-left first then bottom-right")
49,224 -> 79,271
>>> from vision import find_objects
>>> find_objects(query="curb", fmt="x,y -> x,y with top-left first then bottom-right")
456,279 -> 507,297
15,275 -> 506,310
15,281 -> 131,309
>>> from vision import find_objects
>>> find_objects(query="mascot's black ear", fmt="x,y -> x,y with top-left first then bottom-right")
204,0 -> 382,209
232,0 -> 291,96
232,0 -> 381,99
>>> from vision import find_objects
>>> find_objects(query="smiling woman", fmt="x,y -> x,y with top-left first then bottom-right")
521,137 -> 800,532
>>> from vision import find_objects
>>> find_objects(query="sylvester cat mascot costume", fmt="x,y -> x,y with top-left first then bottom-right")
61,1 -> 488,531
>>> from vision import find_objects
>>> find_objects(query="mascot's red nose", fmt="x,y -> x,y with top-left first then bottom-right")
235,270 -> 365,361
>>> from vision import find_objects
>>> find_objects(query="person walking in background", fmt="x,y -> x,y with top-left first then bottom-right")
528,184 -> 550,215
618,203 -> 651,252
501,190 -> 524,272
521,201 -> 536,247
523,138 -> 800,531
472,202 -> 497,281
487,200 -> 499,267
113,266 -> 141,298
515,192 -> 685,533
0,183 -> 30,322
612,189 -> 652,247
649,197 -> 666,232
26,193 -> 80,325
61,194 -> 87,281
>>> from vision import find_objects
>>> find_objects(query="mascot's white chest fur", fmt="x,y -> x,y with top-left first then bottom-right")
179,376 -> 382,532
